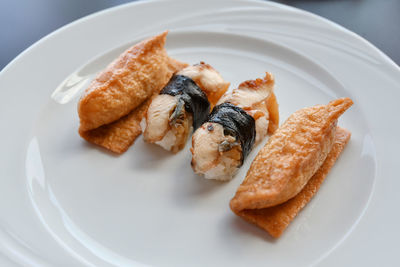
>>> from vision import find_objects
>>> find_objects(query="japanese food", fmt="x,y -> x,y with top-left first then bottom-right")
143,62 -> 230,153
78,31 -> 187,153
191,73 -> 279,181
230,98 -> 353,237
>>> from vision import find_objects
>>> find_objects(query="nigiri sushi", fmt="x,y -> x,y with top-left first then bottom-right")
191,73 -> 279,181
142,62 -> 230,153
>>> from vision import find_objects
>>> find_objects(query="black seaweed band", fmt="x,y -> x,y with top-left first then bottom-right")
207,103 -> 256,165
160,75 -> 210,130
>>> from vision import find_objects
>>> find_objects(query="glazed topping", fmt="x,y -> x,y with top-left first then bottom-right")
178,63 -> 225,89
191,122 -> 242,180
207,103 -> 256,165
161,75 -> 210,130
177,62 -> 229,106
144,94 -> 177,141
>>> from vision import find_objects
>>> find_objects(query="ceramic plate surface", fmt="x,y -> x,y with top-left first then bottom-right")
0,0 -> 399,266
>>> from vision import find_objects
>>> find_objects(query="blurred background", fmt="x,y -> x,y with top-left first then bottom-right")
1,0 -> 399,70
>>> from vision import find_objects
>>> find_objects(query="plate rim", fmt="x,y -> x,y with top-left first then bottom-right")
1,0 -> 399,77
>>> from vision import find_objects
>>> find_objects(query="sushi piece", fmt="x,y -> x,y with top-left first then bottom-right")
78,31 -> 187,153
233,127 -> 351,238
143,62 -> 230,153
230,98 -> 353,238
79,96 -> 152,154
191,73 -> 279,181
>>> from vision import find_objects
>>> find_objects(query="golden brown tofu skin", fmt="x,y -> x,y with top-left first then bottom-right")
230,97 -> 353,211
79,95 -> 153,154
79,56 -> 187,154
77,31 -> 188,153
231,127 -> 351,238
78,31 -> 185,132
266,91 -> 279,134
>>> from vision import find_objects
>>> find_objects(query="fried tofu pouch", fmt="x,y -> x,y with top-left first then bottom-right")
77,31 -> 187,153
230,98 -> 353,237
79,96 -> 152,154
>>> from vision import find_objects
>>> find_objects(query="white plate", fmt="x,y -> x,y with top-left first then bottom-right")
0,0 -> 399,266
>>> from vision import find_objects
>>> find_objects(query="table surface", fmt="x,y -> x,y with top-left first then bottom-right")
1,0 -> 399,71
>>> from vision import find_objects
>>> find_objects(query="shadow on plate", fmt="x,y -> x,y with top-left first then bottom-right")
222,215 -> 277,243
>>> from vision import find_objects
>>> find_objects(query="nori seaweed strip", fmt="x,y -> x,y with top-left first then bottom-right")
208,103 -> 256,165
161,75 -> 210,130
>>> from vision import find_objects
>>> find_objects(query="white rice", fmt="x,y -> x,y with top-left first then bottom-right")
140,117 -> 147,132
204,157 -> 239,181
155,130 -> 176,151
